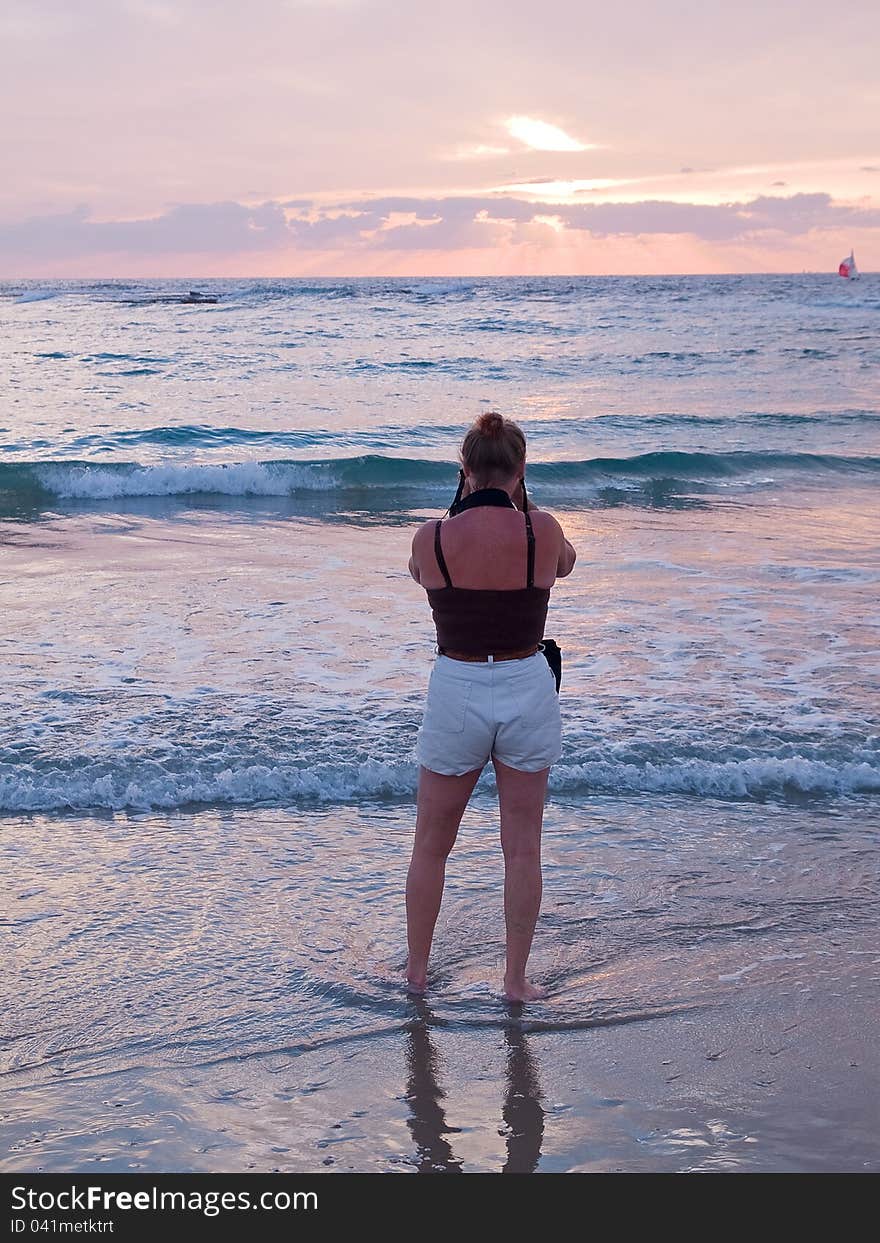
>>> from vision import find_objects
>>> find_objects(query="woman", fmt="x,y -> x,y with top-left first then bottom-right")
406,411 -> 577,1002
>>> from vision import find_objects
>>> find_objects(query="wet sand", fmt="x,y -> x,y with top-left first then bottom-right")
3,986 -> 877,1173
3,795 -> 878,1173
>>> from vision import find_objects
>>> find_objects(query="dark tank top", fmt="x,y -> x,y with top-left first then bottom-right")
425,488 -> 551,655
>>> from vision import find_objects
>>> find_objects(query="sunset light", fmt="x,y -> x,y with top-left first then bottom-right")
0,1 -> 876,275
503,116 -> 595,153
2,0 -> 877,1193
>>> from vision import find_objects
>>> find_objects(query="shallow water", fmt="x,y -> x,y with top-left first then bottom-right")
3,795 -> 878,1171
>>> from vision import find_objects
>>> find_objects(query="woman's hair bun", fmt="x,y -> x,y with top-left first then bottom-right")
476,410 -> 505,438
459,410 -> 525,481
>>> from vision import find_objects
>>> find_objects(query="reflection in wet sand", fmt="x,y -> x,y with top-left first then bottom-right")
403,1002 -> 463,1172
403,999 -> 546,1173
501,1017 -> 545,1174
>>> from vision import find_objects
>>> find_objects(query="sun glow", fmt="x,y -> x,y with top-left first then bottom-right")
493,178 -> 633,201
504,116 -> 596,152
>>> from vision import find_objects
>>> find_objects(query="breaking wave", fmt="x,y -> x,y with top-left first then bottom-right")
1,449 -> 877,507
2,750 -> 877,813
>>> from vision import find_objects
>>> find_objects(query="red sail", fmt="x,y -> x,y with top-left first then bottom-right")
839,261 -> 851,278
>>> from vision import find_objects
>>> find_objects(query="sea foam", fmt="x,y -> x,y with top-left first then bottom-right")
2,752 -> 877,813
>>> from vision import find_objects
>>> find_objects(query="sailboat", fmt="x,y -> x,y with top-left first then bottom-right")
838,250 -> 859,280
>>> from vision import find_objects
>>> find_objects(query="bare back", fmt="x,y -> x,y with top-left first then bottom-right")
414,507 -> 562,591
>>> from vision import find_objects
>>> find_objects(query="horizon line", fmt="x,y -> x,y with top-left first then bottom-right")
1,270 -> 869,281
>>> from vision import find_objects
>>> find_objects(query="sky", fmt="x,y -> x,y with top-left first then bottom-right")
1,0 -> 878,276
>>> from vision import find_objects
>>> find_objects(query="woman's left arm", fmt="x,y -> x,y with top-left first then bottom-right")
408,526 -> 424,583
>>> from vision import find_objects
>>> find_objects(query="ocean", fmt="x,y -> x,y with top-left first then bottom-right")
2,275 -> 878,1172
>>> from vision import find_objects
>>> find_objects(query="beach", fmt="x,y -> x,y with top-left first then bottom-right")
1,275 -> 878,1172
4,794 -> 878,1172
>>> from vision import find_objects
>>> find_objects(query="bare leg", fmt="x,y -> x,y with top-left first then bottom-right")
405,763 -> 483,991
493,757 -> 549,1002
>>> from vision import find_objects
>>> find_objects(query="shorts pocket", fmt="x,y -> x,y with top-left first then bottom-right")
423,675 -> 472,733
510,662 -> 558,719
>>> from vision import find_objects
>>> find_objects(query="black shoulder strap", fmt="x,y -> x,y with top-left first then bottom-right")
524,510 -> 535,588
435,520 -> 453,588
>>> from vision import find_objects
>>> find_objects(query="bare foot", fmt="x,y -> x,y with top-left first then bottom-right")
502,978 -> 547,1003
405,974 -> 427,995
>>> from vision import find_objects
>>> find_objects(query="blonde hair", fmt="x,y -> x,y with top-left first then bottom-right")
459,411 -> 526,486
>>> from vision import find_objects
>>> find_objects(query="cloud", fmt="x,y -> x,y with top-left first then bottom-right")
1,192 -> 878,266
326,191 -> 880,248
1,201 -> 294,261
504,116 -> 595,152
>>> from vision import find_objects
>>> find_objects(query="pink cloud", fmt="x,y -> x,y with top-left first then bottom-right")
2,192 -> 878,276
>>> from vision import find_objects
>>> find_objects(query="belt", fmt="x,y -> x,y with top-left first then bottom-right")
439,644 -> 541,663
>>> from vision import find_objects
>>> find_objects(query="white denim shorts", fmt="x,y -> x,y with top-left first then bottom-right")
415,647 -> 562,776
